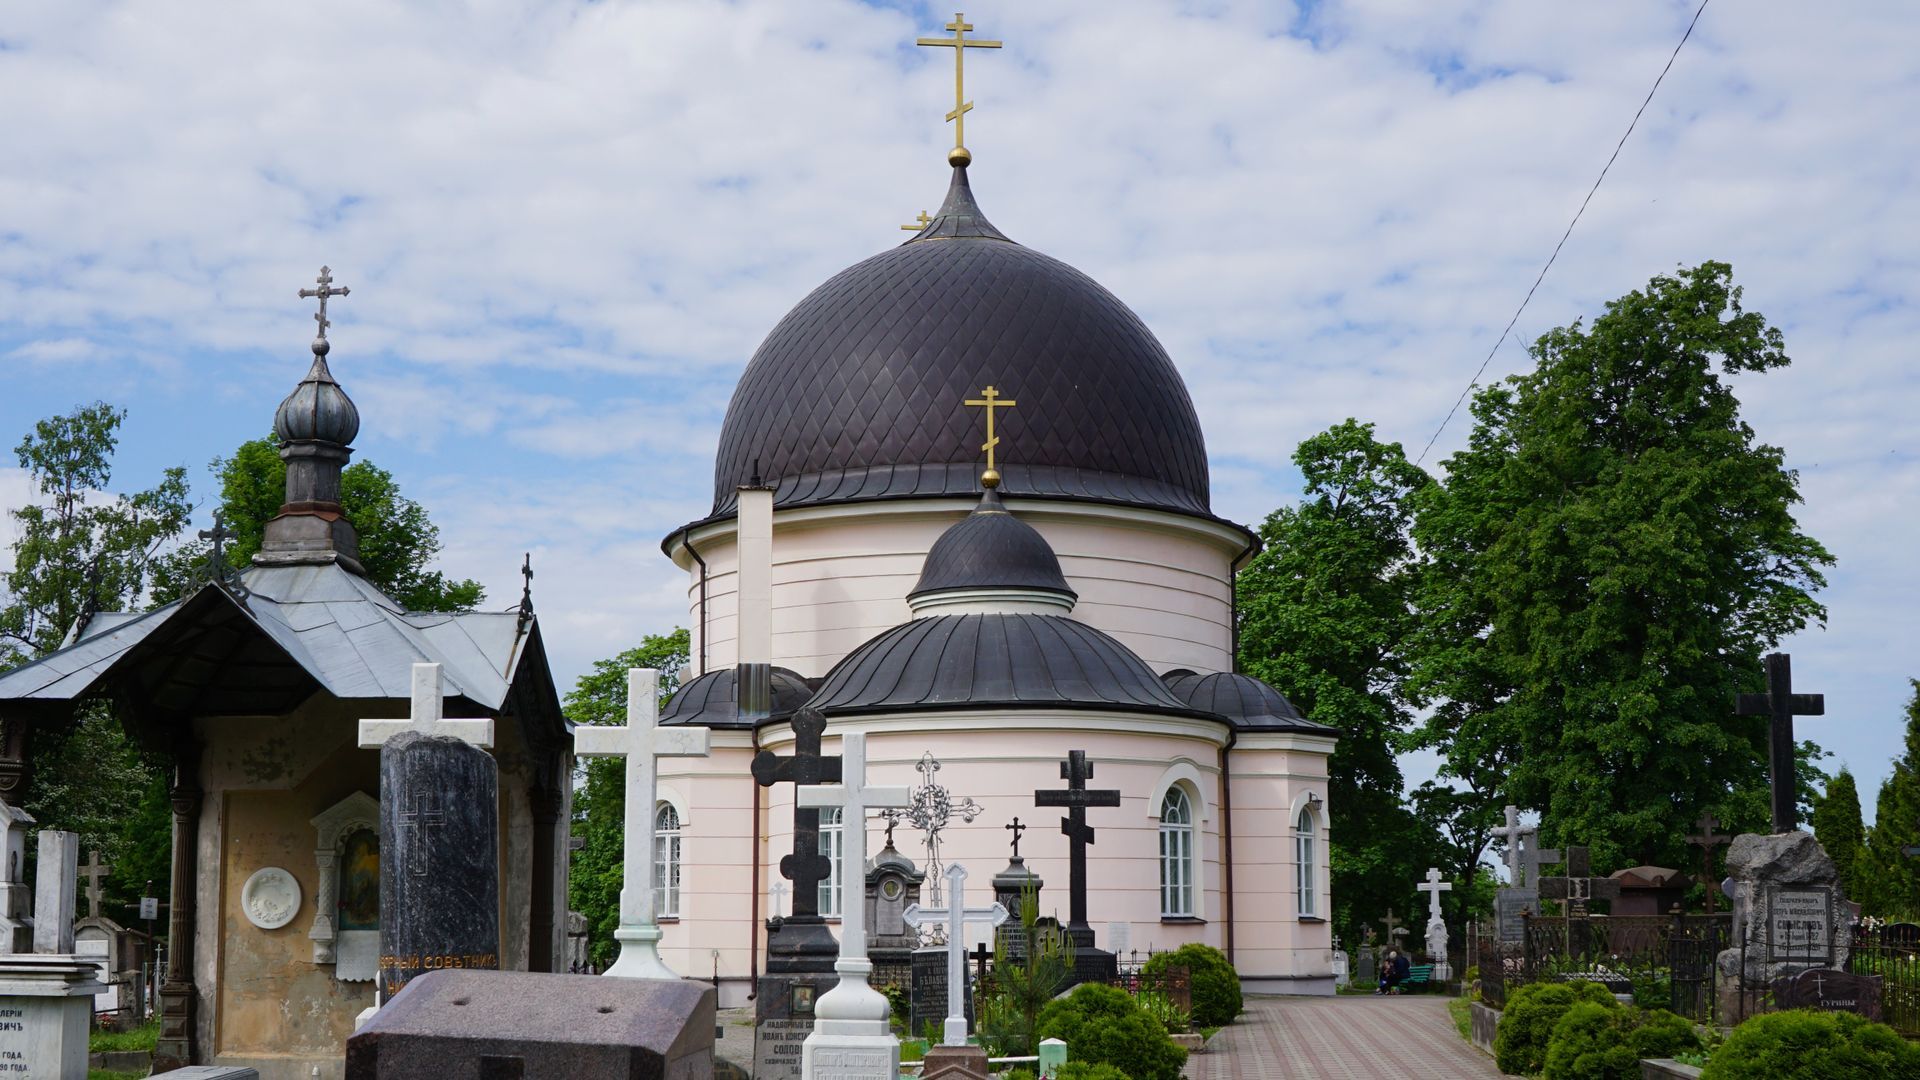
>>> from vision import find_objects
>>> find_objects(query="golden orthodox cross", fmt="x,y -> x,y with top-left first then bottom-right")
902,210 -> 933,232
298,265 -> 351,341
916,13 -> 1001,158
964,385 -> 1017,482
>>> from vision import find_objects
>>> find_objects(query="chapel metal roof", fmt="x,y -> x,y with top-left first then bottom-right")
908,487 -> 1075,600
1160,670 -> 1338,736
658,665 -> 815,730
806,613 -> 1213,720
685,163 -> 1215,540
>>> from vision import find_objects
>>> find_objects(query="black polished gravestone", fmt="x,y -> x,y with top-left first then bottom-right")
1034,751 -> 1121,986
379,732 -> 500,999
347,969 -> 716,1080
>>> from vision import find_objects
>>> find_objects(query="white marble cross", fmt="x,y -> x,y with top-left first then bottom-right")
1491,805 -> 1535,885
1417,866 -> 1453,922
904,863 -> 1009,1046
796,731 -> 910,1022
769,881 -> 789,920
357,663 -> 494,750
573,667 -> 710,980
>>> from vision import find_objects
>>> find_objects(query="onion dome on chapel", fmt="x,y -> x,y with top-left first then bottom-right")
275,347 -> 360,446
690,159 -> 1214,537
1161,671 -> 1339,736
908,486 -> 1076,611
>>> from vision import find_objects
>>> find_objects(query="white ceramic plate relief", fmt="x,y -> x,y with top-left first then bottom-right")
242,866 -> 303,930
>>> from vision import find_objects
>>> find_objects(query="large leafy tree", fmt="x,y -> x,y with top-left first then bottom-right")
1237,420 -> 1450,939
1811,766 -> 1867,902
1858,682 -> 1920,917
566,630 -> 690,969
153,436 -> 483,612
1410,262 -> 1832,870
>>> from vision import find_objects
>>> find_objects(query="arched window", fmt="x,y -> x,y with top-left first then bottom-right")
654,803 -> 683,918
817,807 -> 844,916
1296,804 -> 1318,918
1160,787 -> 1195,917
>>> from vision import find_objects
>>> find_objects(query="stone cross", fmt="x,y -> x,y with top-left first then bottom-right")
769,881 -> 789,920
81,850 -> 110,920
574,667 -> 711,980
1380,908 -> 1403,941
904,864 -> 1009,1046
1006,816 -> 1026,859
796,732 -> 910,1014
1491,806 -> 1536,885
1416,867 -> 1452,923
1033,750 -> 1120,935
1734,652 -> 1826,833
1538,846 -> 1621,916
1520,837 -> 1563,890
1686,812 -> 1733,913
751,708 -> 843,920
358,663 -> 495,751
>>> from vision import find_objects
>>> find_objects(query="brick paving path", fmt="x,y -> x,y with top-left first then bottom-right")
1185,995 -> 1510,1080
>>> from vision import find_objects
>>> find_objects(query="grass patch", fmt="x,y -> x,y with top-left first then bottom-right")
1446,997 -> 1472,1042
89,1020 -> 158,1054
1198,1026 -> 1221,1041
901,1038 -> 929,1063
91,1071 -> 145,1080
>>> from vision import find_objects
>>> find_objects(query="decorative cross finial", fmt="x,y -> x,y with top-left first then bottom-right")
1006,816 -> 1026,859
298,266 -> 351,350
195,511 -> 245,594
964,384 -> 1017,488
903,210 -> 933,232
517,552 -> 535,631
916,12 -> 1002,165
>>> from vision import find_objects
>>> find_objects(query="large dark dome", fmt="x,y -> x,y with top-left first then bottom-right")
702,164 -> 1211,525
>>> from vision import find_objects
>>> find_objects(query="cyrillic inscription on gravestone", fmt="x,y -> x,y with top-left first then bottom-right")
809,1046 -> 894,1079
1766,886 -> 1834,964
1495,888 -> 1538,944
1773,968 -> 1883,1022
753,1018 -> 809,1080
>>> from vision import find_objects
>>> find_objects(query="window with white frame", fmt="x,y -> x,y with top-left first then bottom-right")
654,803 -> 683,918
1160,786 -> 1195,917
1296,804 -> 1318,918
817,807 -> 844,916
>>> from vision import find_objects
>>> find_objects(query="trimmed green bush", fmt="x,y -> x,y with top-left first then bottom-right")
1493,980 -> 1617,1077
1700,1009 -> 1920,1080
1141,942 -> 1242,1027
1542,1003 -> 1700,1080
1036,983 -> 1188,1080
1052,1064 -> 1129,1080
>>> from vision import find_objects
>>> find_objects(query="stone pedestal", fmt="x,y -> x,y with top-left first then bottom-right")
991,858 -> 1043,960
377,733 -> 500,1000
1067,927 -> 1116,987
920,1043 -> 991,1080
347,969 -> 714,1079
800,958 -> 900,1080
0,953 -> 105,1079
1715,830 -> 1853,1019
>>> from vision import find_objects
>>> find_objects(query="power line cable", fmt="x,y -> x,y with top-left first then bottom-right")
1415,0 -> 1713,465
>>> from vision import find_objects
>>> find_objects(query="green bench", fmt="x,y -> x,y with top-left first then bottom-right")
1398,964 -> 1434,993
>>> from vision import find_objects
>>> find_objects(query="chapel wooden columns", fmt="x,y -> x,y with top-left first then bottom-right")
527,750 -> 567,973
153,742 -> 203,1071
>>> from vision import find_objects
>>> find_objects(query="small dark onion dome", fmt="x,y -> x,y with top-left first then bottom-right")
660,665 -> 813,729
274,351 -> 361,446
807,613 -> 1216,721
867,841 -> 924,882
1162,671 -> 1339,736
908,488 -> 1076,606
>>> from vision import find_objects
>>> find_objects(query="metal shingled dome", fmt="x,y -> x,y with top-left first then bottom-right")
705,165 -> 1211,523
909,488 -> 1075,600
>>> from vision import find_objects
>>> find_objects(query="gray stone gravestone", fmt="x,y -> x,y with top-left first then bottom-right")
30,832 -> 76,956
0,954 -> 106,1079
1716,830 -> 1854,1016
1354,946 -> 1376,986
1772,968 -> 1883,1021
347,969 -> 715,1079
1495,888 -> 1538,945
376,732 -> 500,999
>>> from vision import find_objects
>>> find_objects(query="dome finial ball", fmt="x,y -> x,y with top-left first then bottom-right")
981,468 -> 1001,489
949,146 -> 972,168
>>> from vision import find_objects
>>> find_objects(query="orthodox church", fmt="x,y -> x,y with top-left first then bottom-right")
650,138 -> 1339,1001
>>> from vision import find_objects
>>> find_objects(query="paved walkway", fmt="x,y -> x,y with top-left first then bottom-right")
1186,995 -> 1509,1080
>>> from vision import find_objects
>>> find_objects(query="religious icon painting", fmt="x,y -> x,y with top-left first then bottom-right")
339,827 -> 380,931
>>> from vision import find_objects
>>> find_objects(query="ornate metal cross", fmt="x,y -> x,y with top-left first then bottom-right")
1686,812 -> 1733,913
298,265 -> 351,341
751,707 -> 843,919
81,850 -> 111,920
195,511 -> 240,588
915,12 -> 1001,157
964,385 -> 1017,479
1006,816 -> 1027,859
1538,846 -> 1620,916
898,751 -> 984,905
902,210 -> 933,232
1735,652 -> 1826,833
1034,749 -> 1120,934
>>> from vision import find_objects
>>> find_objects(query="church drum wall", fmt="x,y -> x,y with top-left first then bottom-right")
656,737 -> 760,1005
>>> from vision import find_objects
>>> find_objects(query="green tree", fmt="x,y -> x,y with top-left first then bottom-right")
1236,419 -> 1444,939
1810,767 -> 1867,901
566,630 -> 691,968
1409,262 -> 1832,869
1858,682 -> 1920,916
978,882 -> 1074,1055
152,436 -> 483,611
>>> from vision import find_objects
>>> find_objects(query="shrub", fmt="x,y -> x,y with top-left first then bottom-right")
1141,943 -> 1242,1027
1700,1009 -> 1920,1080
1628,969 -> 1671,1010
1001,1070 -> 1037,1080
1542,1003 -> 1700,1080
1036,983 -> 1188,1080
1053,1065 -> 1129,1080
1493,980 -> 1617,1076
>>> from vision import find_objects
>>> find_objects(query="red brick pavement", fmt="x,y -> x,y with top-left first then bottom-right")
1185,995 -> 1510,1080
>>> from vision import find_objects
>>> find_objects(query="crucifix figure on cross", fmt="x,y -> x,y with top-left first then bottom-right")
1034,750 -> 1121,939
81,850 -> 110,920
574,667 -> 711,980
904,864 -> 1009,1046
1735,652 -> 1826,833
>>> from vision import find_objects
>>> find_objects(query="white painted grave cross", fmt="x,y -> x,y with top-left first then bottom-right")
1417,866 -> 1453,923
769,881 -> 789,920
573,667 -> 711,980
796,731 -> 910,1024
357,663 -> 495,750
904,864 -> 1009,1046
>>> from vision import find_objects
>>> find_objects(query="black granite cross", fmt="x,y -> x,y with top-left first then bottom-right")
751,707 -> 843,919
1735,652 -> 1826,833
1034,750 -> 1120,934
1686,812 -> 1733,913
396,792 -> 446,877
1538,847 -> 1621,916
1006,816 -> 1027,859
972,940 -> 992,987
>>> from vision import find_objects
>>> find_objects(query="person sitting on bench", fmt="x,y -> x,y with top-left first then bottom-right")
1377,949 -> 1408,994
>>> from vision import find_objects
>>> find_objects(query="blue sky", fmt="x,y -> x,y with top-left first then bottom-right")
2,0 -> 1915,825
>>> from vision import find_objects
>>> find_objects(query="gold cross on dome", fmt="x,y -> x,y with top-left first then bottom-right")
916,13 -> 1001,160
902,210 -> 933,232
964,384 -> 1017,487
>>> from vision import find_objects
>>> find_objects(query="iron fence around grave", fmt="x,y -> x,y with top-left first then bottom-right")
1110,951 -> 1192,1016
1475,931 -> 1511,1009
1717,921 -> 1920,1038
